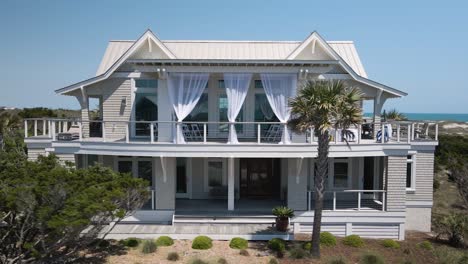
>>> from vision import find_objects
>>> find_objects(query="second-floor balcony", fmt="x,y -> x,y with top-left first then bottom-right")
24,118 -> 439,146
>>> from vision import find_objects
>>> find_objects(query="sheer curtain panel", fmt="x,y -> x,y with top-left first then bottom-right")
167,73 -> 209,143
224,73 -> 252,144
260,73 -> 297,144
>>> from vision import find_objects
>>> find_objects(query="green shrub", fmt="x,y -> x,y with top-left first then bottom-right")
239,249 -> 249,256
192,236 -> 213,250
229,237 -> 248,249
267,238 -> 286,252
217,257 -> 228,264
268,257 -> 279,264
272,206 -> 294,217
342,235 -> 364,247
434,246 -> 468,264
433,213 -> 468,247
418,241 -> 433,250
433,178 -> 440,190
321,232 -> 337,246
360,252 -> 385,264
303,241 -> 312,250
381,239 -> 400,249
156,236 -> 174,246
141,240 -> 157,254
288,246 -> 307,259
328,256 -> 348,264
122,237 -> 140,247
190,259 -> 208,264
167,252 -> 179,261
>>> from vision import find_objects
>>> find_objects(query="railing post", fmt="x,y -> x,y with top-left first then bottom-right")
125,123 -> 129,143
307,191 -> 311,211
310,127 -> 313,144
334,129 -> 338,144
435,123 -> 439,141
24,120 -> 28,138
382,191 -> 386,211
52,121 -> 56,141
175,123 -> 180,144
411,124 -> 415,141
397,124 -> 400,143
150,122 -> 154,143
42,119 -> 46,136
357,192 -> 361,211
102,122 -> 106,142
257,123 -> 261,144
34,120 -> 38,137
151,189 -> 155,210
203,123 -> 207,143
407,124 -> 411,143
78,122 -> 82,141
48,120 -> 51,137
333,191 -> 336,211
357,125 -> 361,144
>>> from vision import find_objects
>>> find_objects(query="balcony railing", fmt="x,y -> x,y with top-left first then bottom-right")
307,189 -> 387,211
23,118 -> 439,145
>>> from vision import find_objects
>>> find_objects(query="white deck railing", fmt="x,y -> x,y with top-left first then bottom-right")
23,118 -> 439,145
307,189 -> 387,211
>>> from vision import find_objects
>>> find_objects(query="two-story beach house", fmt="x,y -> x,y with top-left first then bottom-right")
24,29 -> 438,240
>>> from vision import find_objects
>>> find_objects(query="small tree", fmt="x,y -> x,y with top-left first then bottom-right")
382,109 -> 407,121
0,152 -> 149,263
289,80 -> 362,258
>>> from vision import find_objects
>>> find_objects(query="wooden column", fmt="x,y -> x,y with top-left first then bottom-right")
228,157 -> 235,211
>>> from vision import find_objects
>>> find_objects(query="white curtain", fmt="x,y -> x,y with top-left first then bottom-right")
260,73 -> 297,144
224,73 -> 252,144
168,73 -> 209,143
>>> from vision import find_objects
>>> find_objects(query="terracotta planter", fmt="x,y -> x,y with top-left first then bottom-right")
275,217 -> 289,232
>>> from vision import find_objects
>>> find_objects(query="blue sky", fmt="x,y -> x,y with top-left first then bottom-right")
1,0 -> 467,113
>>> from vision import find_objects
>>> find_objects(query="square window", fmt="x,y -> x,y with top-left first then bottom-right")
208,161 -> 223,187
254,80 -> 263,89
334,162 -> 349,188
218,80 -> 225,89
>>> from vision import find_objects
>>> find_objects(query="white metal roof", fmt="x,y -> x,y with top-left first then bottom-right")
96,40 -> 368,78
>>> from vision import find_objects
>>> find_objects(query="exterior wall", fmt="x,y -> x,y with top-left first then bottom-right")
27,148 -> 47,161
154,157 -> 176,210
287,158 -> 308,210
55,153 -> 75,165
191,158 -> 209,199
406,207 -> 431,232
385,156 -> 407,212
87,78 -> 132,141
407,151 -> 435,202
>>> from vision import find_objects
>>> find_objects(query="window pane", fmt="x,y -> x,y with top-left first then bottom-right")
218,80 -> 225,89
138,161 -> 153,187
254,80 -> 263,89
334,162 -> 348,188
208,161 -> 223,187
406,163 -> 412,188
118,161 -> 133,175
186,93 -> 208,122
254,94 -> 276,122
135,79 -> 158,88
87,155 -> 98,167
135,93 -> 158,136
219,94 -> 244,133
176,158 -> 187,193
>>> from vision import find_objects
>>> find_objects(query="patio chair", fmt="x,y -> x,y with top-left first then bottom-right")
414,122 -> 429,139
57,123 -> 80,141
190,124 -> 203,141
263,124 -> 283,142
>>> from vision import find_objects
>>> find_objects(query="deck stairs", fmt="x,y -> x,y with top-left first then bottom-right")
173,212 -> 277,225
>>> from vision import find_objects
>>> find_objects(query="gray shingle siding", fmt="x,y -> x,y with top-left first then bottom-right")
407,151 -> 434,202
386,156 -> 407,211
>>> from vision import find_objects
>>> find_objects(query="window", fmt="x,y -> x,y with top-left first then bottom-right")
254,94 -> 277,122
254,80 -> 263,89
218,80 -> 225,89
138,160 -> 153,187
205,159 -> 226,191
186,93 -> 208,122
87,155 -> 99,167
332,158 -> 350,189
406,155 -> 416,190
134,79 -> 158,136
118,160 -> 133,175
218,94 -> 244,133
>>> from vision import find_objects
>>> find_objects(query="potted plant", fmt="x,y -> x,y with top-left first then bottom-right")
272,206 -> 294,232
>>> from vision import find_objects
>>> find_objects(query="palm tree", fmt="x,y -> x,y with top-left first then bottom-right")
289,80 -> 362,258
383,108 -> 407,121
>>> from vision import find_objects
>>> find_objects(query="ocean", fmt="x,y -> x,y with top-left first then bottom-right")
364,113 -> 468,122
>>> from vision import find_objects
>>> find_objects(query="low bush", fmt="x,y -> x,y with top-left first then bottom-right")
121,237 -> 140,247
321,232 -> 337,246
156,236 -> 174,246
418,241 -> 433,250
328,256 -> 348,264
167,252 -> 179,261
229,237 -> 248,249
303,241 -> 312,250
359,252 -> 385,264
342,235 -> 364,247
434,245 -> 468,264
217,257 -> 228,264
381,239 -> 400,249
192,236 -> 213,250
190,259 -> 208,264
141,240 -> 157,254
288,246 -> 307,259
239,249 -> 249,256
268,238 -> 286,252
433,213 -> 468,248
268,258 -> 279,264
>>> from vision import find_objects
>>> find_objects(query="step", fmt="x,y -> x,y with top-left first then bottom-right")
173,214 -> 277,224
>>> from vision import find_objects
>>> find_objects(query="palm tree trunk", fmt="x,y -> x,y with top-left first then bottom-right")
311,130 -> 329,258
